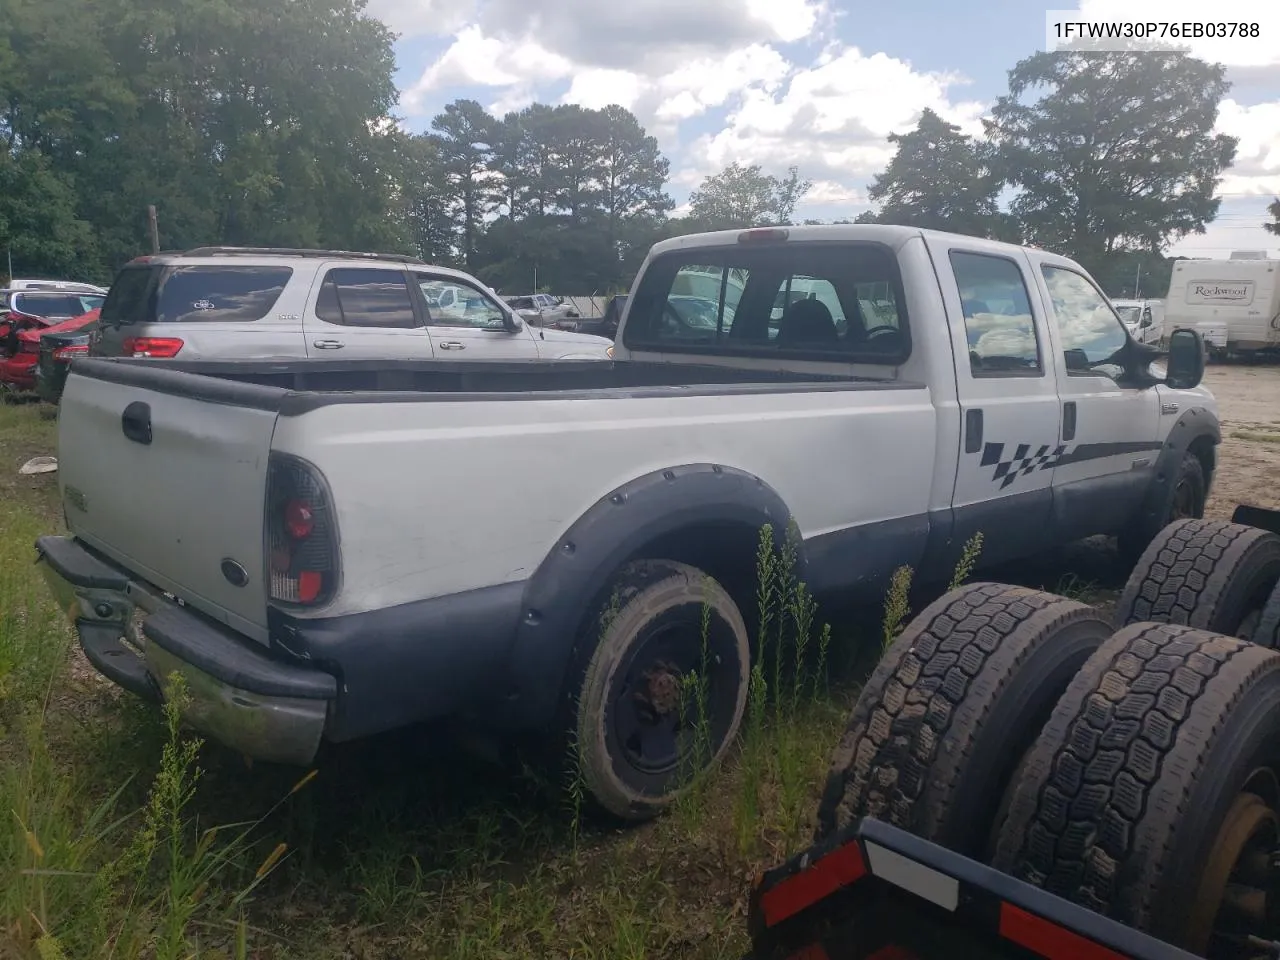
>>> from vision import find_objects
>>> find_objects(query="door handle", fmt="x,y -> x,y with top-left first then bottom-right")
964,408 -> 983,453
439,341 -> 466,350
121,401 -> 152,445
1063,401 -> 1077,442
312,339 -> 344,350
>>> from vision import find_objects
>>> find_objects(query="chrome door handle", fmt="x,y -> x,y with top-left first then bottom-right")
313,339 -> 344,350
439,341 -> 466,350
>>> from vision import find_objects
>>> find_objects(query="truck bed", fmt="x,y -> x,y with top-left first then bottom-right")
73,356 -> 915,413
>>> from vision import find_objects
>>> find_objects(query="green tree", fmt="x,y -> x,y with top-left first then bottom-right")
985,51 -> 1237,274
430,99 -> 499,269
1265,198 -> 1280,237
686,162 -> 813,231
861,109 -> 1015,240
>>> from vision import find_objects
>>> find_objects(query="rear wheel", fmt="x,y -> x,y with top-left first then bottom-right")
993,622 -> 1280,957
814,583 -> 1111,859
1115,518 -> 1280,640
570,559 -> 749,821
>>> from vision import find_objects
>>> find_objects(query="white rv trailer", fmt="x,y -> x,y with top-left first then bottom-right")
1165,252 -> 1280,359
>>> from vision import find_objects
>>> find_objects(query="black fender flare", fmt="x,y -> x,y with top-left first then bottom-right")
500,463 -> 799,728
1133,405 -> 1220,537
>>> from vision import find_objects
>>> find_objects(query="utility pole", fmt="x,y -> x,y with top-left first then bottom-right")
147,205 -> 160,254
1134,261 -> 1142,299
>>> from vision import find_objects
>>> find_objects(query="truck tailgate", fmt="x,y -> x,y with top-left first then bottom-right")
56,362 -> 285,642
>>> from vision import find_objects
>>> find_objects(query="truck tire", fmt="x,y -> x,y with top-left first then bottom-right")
1118,453 -> 1205,563
1253,580 -> 1280,649
571,559 -> 749,821
814,583 -> 1111,859
1115,518 -> 1280,639
993,622 -> 1280,954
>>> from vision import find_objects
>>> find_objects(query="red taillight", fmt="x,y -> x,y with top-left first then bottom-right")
284,499 -> 314,539
267,456 -> 338,608
738,227 -> 790,243
53,344 -> 88,362
122,336 -> 184,358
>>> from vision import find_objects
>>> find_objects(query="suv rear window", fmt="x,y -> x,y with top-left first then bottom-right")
100,264 -> 292,325
622,242 -> 910,363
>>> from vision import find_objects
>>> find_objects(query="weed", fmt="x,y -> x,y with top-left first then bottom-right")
949,532 -> 984,591
881,565 -> 914,653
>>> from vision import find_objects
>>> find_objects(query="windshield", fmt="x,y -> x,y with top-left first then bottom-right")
1114,305 -> 1141,325
11,293 -> 103,318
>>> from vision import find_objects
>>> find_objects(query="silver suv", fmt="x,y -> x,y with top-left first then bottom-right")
90,247 -> 612,362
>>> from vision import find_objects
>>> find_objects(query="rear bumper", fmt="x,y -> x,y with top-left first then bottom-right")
36,535 -> 336,765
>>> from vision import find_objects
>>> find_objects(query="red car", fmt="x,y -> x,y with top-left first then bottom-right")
0,308 -> 100,395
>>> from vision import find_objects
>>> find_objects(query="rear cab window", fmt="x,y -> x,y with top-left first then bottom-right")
101,264 -> 292,324
622,242 -> 910,363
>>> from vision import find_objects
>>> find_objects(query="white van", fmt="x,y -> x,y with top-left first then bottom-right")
1166,256 -> 1280,358
1111,298 -> 1165,345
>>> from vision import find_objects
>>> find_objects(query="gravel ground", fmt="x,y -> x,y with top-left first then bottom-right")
1201,364 -> 1280,519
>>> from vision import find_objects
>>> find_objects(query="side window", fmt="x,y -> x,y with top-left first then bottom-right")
418,276 -> 507,329
314,268 -> 417,329
949,251 -> 1041,376
1041,266 -> 1128,380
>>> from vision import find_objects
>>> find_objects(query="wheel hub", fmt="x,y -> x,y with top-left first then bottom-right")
1190,791 -> 1280,956
636,661 -> 683,718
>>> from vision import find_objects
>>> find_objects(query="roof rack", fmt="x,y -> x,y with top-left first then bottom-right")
178,246 -> 425,264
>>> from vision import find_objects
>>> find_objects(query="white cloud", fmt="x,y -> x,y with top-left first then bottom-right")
403,26 -> 573,112
562,70 -> 647,111
364,0 -> 476,39
1215,99 -> 1280,194
798,180 -> 867,206
689,47 -> 985,184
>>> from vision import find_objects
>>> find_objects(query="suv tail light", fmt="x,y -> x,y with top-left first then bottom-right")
266,454 -> 339,607
122,336 -> 184,358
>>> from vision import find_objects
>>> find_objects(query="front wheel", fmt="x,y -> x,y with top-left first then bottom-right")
1118,452 -> 1206,564
571,560 -> 750,821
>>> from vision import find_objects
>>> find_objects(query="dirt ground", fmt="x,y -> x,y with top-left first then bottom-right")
1201,364 -> 1280,519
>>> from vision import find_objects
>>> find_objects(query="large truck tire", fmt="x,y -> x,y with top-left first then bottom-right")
993,621 -> 1280,955
1251,579 -> 1280,649
1115,518 -> 1280,640
814,583 -> 1111,860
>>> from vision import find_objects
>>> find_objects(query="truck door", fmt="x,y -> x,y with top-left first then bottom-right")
1033,260 -> 1161,540
926,239 -> 1062,567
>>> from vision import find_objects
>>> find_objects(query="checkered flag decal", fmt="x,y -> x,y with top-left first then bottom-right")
980,442 -> 1067,489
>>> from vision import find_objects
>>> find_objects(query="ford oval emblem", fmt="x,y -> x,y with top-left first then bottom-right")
220,558 -> 249,588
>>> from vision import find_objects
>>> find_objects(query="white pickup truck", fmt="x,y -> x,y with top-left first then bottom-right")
37,225 -> 1220,821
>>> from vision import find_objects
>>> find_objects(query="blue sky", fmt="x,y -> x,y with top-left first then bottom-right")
368,0 -> 1280,257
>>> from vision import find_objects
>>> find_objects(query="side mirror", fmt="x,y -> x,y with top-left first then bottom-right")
1141,316 -> 1152,328
1165,328 -> 1204,389
504,311 -> 524,332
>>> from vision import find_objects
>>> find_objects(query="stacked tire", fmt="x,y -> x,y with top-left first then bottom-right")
818,520 -> 1280,957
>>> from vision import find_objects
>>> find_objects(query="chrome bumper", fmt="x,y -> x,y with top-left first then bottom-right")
35,536 -> 335,766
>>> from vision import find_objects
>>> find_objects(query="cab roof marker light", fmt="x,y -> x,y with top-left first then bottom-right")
738,228 -> 791,243
862,840 -> 960,912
